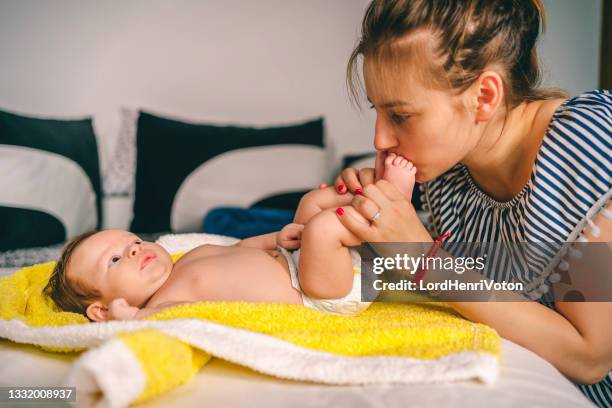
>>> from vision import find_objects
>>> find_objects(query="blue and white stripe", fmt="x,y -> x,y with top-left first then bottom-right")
421,90 -> 612,407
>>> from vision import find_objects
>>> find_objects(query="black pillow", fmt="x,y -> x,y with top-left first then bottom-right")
131,112 -> 325,233
0,109 -> 102,250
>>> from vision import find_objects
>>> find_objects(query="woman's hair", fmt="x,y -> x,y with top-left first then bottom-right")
347,0 -> 567,108
43,231 -> 100,317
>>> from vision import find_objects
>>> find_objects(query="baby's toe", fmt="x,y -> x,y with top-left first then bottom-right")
385,152 -> 396,166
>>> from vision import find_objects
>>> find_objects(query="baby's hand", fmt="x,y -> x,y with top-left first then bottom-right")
277,223 -> 304,249
108,298 -> 140,320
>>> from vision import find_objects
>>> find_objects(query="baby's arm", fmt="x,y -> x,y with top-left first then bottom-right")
231,186 -> 356,251
235,232 -> 278,250
294,187 -> 354,225
235,225 -> 305,251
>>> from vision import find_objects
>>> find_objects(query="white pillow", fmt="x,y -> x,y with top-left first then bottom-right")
103,108 -> 138,196
156,232 -> 239,253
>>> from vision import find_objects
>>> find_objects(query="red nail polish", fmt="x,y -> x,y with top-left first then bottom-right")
337,184 -> 346,193
335,207 -> 344,216
355,188 -> 363,195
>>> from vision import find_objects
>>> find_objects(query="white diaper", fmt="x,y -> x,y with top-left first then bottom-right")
277,246 -> 371,316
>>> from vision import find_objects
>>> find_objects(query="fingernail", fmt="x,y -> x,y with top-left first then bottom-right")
335,207 -> 344,216
337,184 -> 346,193
355,188 -> 363,196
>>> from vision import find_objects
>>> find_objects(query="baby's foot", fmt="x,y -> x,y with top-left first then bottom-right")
382,152 -> 416,200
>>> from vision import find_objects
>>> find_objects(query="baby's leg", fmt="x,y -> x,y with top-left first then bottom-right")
295,153 -> 416,226
294,187 -> 354,225
298,207 -> 368,299
382,152 -> 417,200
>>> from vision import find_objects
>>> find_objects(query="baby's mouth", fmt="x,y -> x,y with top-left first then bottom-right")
140,253 -> 157,270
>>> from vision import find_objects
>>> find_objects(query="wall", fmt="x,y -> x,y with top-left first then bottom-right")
0,0 -> 373,175
0,0 -> 602,178
540,0 -> 602,95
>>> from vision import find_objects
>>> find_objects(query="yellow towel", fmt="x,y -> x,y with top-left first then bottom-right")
0,257 -> 501,407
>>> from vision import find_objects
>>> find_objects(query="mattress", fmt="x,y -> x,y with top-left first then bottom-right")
0,337 -> 593,407
0,241 -> 594,408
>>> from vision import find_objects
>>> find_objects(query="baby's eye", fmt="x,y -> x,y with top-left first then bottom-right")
135,240 -> 143,245
109,255 -> 121,265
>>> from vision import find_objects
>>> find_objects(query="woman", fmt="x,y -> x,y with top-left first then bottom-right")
331,0 -> 611,406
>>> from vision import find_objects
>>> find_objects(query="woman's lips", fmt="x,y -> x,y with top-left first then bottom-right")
140,253 -> 157,270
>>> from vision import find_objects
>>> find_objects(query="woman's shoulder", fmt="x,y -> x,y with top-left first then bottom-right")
557,89 -> 611,113
537,90 -> 611,180
548,90 -> 611,139
528,90 -> 611,225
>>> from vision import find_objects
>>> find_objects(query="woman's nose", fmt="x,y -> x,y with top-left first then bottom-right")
373,116 -> 398,151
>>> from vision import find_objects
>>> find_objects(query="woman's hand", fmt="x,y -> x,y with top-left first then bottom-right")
335,179 -> 432,244
332,150 -> 387,194
276,223 -> 305,249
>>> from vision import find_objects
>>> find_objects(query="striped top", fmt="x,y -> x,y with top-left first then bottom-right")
420,90 -> 611,407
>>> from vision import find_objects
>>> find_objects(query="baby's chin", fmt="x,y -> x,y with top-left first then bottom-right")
144,258 -> 173,288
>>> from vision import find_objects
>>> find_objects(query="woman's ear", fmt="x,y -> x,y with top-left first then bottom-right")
473,70 -> 504,122
86,301 -> 109,322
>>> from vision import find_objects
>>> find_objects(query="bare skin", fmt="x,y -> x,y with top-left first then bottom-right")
66,155 -> 416,322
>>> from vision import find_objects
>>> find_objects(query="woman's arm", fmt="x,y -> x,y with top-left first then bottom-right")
446,301 -> 611,384
434,202 -> 612,384
336,180 -> 612,384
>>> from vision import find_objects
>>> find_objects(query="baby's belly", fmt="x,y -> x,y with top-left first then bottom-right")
149,247 -> 302,306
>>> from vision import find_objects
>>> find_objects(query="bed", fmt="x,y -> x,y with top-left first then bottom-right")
0,335 -> 593,407
0,262 -> 595,408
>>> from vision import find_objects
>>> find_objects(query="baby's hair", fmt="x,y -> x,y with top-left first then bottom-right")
44,230 -> 101,318
347,0 -> 567,109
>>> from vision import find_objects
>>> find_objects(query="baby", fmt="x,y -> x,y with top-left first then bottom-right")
45,153 -> 416,321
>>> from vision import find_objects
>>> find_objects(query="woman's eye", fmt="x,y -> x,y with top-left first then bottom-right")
391,113 -> 410,125
110,256 -> 121,265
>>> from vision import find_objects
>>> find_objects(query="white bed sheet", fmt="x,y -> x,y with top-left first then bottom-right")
0,256 -> 593,407
0,337 -> 593,408
0,262 -> 594,408
0,267 -> 19,277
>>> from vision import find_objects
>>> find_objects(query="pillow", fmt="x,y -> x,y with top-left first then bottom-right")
0,109 -> 102,250
103,107 -> 138,196
131,112 -> 327,233
202,207 -> 296,239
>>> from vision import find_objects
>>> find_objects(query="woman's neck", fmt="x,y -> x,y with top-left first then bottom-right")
462,99 -> 557,202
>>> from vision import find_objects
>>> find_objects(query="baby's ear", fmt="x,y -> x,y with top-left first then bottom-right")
86,301 -> 109,322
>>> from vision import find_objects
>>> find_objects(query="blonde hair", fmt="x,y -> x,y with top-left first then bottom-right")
347,0 -> 567,108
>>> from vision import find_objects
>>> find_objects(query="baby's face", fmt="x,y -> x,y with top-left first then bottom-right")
68,230 -> 173,307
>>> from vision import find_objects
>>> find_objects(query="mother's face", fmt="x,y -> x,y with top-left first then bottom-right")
364,58 -> 478,183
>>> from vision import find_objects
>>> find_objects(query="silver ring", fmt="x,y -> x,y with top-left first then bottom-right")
370,211 -> 381,223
